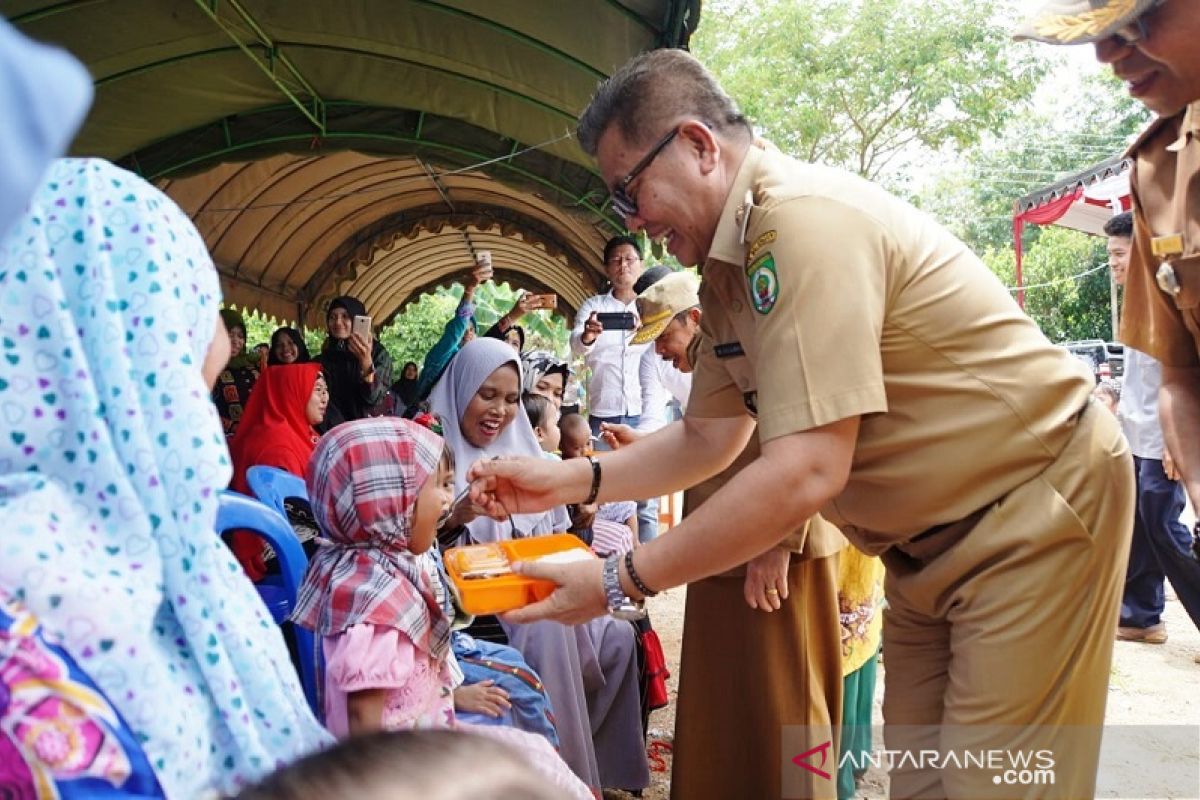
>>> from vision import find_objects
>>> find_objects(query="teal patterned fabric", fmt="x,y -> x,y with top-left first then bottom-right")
0,159 -> 330,795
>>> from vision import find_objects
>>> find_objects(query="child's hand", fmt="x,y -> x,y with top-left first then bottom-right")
347,688 -> 389,736
442,492 -> 489,530
572,502 -> 598,530
454,680 -> 511,718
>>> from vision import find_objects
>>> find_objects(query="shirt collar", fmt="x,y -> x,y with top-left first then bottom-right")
1166,101 -> 1199,153
706,141 -> 768,268
606,289 -> 637,309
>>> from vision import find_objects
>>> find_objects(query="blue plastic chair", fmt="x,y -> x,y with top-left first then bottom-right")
215,489 -> 319,718
246,465 -> 309,519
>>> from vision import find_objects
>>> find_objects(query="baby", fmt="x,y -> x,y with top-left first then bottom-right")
521,392 -> 561,455
558,413 -> 637,556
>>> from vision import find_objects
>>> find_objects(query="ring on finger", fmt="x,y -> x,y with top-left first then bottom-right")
765,588 -> 780,596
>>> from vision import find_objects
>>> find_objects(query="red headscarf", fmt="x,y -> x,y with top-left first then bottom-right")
228,362 -> 323,578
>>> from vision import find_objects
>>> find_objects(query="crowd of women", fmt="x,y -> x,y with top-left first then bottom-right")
0,150 -> 656,797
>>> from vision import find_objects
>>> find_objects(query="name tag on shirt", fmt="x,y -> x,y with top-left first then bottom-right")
714,341 -> 745,359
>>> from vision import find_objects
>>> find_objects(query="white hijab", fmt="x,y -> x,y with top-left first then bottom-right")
429,337 -> 569,542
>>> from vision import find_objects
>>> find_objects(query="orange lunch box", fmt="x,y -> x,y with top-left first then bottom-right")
444,534 -> 594,616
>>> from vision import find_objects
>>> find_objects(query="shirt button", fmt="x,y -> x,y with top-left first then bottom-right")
731,299 -> 743,313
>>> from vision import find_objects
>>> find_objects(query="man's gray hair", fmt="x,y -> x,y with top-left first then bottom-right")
577,48 -> 752,156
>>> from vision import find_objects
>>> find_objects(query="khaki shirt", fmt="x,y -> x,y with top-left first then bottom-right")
687,142 -> 1093,554
1119,103 -> 1200,367
682,435 -> 846,576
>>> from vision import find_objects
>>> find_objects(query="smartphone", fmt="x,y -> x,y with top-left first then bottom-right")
352,315 -> 372,339
533,293 -> 557,309
596,311 -> 636,330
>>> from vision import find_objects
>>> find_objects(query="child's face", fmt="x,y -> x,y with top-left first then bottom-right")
411,459 -> 454,554
1092,386 -> 1118,415
559,425 -> 590,460
535,404 -> 561,452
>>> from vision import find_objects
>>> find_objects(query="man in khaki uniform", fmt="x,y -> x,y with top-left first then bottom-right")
473,49 -> 1134,798
1017,0 -> 1200,512
624,273 -> 845,800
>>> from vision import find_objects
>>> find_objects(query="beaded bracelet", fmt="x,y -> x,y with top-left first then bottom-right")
624,549 -> 658,598
583,455 -> 601,505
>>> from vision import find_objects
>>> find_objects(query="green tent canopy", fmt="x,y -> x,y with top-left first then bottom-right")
9,0 -> 699,324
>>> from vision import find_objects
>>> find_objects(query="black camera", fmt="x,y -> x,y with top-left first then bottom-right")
596,311 -> 637,331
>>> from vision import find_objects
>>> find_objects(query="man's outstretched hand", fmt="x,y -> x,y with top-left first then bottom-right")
467,455 -> 577,520
501,557 -> 608,625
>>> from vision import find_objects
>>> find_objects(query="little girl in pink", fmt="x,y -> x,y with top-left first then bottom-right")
290,418 -> 591,799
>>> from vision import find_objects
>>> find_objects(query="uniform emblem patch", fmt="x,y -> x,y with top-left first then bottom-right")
746,252 -> 779,315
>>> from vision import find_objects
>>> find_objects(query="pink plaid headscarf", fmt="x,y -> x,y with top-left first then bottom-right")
290,418 -> 450,661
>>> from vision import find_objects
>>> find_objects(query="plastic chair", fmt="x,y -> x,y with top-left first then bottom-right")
246,465 -> 309,519
215,489 -> 319,718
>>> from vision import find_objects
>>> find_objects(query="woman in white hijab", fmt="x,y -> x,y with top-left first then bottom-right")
429,338 -> 649,792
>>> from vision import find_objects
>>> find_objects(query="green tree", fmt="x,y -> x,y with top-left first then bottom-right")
692,0 -> 1045,183
380,281 -> 571,371
981,226 -> 1112,343
919,70 -> 1149,255
229,280 -> 572,375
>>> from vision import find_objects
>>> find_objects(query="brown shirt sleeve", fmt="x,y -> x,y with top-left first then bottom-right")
748,197 -> 889,443
1120,194 -> 1200,368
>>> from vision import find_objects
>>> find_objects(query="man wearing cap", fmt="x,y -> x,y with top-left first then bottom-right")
1017,0 -> 1200,517
470,49 -> 1133,797
626,270 -> 845,800
632,266 -> 691,436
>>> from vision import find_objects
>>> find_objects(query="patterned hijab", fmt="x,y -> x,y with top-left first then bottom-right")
521,349 -> 571,396
290,418 -> 451,661
0,159 -> 330,795
429,338 -> 569,543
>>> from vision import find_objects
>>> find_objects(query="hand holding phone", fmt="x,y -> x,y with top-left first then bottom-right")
352,315 -> 372,340
596,311 -> 637,331
532,293 -> 557,310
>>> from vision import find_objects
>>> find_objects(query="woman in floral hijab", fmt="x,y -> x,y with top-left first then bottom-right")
0,159 -> 329,796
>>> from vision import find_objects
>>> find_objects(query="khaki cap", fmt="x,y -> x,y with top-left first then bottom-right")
1013,0 -> 1162,44
631,271 -> 700,345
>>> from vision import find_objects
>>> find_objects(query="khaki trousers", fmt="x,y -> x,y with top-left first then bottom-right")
881,403 -> 1134,799
672,553 -> 843,800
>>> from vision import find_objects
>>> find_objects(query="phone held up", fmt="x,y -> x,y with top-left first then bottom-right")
352,315 -> 372,340
596,311 -> 637,331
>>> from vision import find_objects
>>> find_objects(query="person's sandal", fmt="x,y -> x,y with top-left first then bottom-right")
1116,623 -> 1167,644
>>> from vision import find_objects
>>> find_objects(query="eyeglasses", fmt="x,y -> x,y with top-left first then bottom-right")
605,255 -> 640,267
1112,15 -> 1149,44
1110,0 -> 1166,45
610,127 -> 679,221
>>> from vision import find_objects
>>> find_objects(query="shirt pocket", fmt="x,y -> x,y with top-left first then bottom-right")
1169,253 -> 1200,308
1170,254 -> 1200,350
